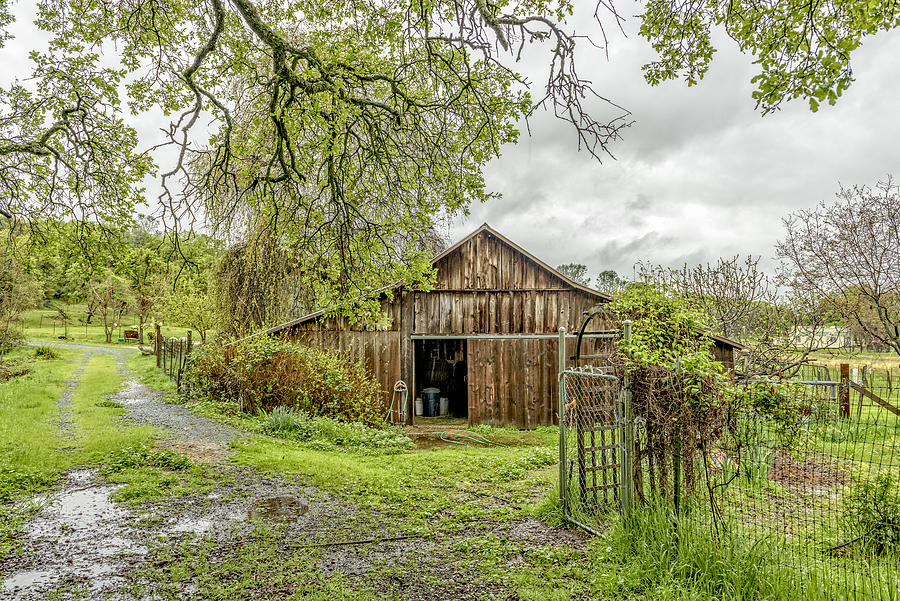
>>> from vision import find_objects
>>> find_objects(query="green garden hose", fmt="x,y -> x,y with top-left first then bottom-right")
438,430 -> 507,447
384,381 -> 409,423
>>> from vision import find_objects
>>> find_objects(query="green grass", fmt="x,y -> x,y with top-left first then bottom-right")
232,436 -> 550,533
0,348 -> 168,559
128,525 -> 393,601
0,347 -> 76,481
599,504 -> 856,601
18,305 -> 199,346
70,354 -> 158,460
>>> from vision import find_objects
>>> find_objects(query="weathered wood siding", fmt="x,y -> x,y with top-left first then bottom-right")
467,337 -> 610,428
280,226 -> 616,427
411,289 -> 602,335
432,230 -> 579,291
712,341 -> 735,371
284,297 -> 402,416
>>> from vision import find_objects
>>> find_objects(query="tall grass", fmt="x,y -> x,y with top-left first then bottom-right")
602,504 -> 866,601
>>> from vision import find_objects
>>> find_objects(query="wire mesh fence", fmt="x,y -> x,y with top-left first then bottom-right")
559,368 -> 624,533
157,333 -> 194,387
558,338 -> 900,599
643,375 -> 900,601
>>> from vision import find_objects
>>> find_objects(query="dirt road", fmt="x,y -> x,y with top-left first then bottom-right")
1,342 -> 584,600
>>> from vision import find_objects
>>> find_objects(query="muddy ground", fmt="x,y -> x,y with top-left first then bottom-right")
0,344 -> 585,600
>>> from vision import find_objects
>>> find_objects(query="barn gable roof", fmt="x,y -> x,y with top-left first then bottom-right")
251,224 -> 607,338
236,224 -> 742,351
437,224 -> 612,300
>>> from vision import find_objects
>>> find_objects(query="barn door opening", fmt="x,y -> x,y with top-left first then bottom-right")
413,338 -> 468,420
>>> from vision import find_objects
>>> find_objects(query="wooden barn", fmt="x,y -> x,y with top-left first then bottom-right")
262,224 -> 739,428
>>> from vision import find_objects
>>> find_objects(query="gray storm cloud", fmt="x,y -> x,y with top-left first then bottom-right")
451,1 -> 900,277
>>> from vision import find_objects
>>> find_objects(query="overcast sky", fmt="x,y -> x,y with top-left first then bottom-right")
5,1 -> 900,281
448,1 -> 900,280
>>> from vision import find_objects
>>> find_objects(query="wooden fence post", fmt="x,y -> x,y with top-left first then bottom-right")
840,363 -> 850,418
176,339 -> 183,389
155,323 -> 162,368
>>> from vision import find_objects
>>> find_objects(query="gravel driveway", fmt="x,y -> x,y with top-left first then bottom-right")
2,342 -> 245,599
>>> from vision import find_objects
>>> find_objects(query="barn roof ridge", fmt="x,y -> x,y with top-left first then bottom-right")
453,223 -> 611,301
232,225 -> 634,344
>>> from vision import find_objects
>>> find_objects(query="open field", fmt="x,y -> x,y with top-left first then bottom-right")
18,306 -> 198,346
809,350 -> 900,379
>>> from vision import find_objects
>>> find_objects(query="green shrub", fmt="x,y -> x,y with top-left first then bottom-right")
102,444 -> 191,474
260,406 -> 413,454
33,345 -> 59,359
843,471 -> 900,554
187,336 -> 386,426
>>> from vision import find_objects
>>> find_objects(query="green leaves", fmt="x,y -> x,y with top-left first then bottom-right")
639,0 -> 899,113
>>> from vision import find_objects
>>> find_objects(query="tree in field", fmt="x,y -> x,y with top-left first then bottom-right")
122,220 -> 219,344
162,277 -> 217,344
1,0 -> 896,314
596,269 -> 627,295
777,178 -> 900,356
87,271 -> 133,344
124,244 -> 166,345
556,263 -> 592,287
639,256 -> 836,376
0,251 -> 41,360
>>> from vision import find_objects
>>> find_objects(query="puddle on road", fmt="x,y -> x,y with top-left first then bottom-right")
248,495 -> 309,521
1,470 -> 145,600
2,571 -> 53,591
167,494 -> 310,535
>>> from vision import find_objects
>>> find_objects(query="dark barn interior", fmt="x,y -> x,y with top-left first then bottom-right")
414,339 -> 468,418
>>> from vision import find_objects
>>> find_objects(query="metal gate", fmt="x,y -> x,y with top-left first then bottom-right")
556,323 -> 633,534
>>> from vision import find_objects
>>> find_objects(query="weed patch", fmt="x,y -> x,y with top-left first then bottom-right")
261,407 -> 413,455
95,400 -> 124,408
102,444 -> 191,475
34,345 -> 59,359
843,471 -> 900,555
0,465 -> 56,503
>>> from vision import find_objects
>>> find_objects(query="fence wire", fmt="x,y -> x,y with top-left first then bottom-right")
671,378 -> 900,601
560,361 -> 900,599
158,335 -> 192,387
560,368 -> 623,532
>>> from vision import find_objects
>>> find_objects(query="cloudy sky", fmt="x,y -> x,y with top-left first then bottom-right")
448,1 -> 900,280
4,1 -> 899,281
